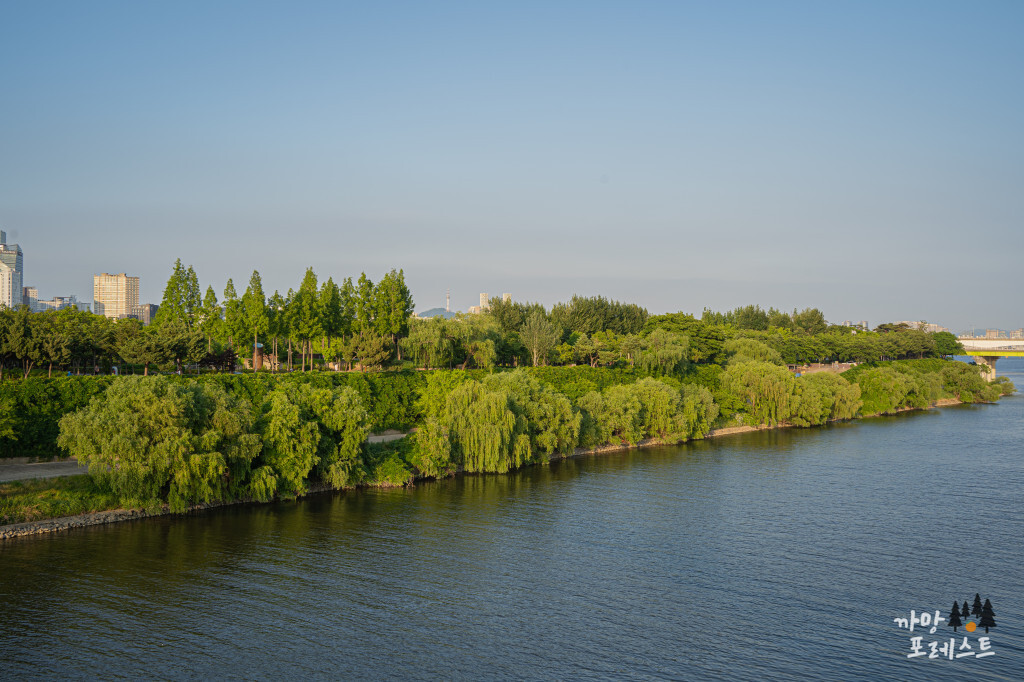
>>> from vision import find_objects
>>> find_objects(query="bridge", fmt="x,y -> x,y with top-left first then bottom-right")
957,337 -> 1024,380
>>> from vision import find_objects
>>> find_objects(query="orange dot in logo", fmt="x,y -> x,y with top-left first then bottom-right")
965,621 -> 977,633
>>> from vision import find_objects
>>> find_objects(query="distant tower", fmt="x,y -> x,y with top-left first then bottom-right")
446,289 -> 450,313
0,230 -> 24,310
502,293 -> 511,303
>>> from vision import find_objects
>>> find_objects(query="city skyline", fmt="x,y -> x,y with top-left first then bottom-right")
2,2 -> 1022,329
1,227 -> 1020,334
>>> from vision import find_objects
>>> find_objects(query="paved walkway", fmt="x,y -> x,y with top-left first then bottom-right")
0,460 -> 84,483
0,432 -> 411,483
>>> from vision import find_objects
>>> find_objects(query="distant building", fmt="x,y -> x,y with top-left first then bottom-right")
894,321 -> 949,334
985,329 -> 1002,339
1011,329 -> 1024,339
34,295 -> 82,313
479,293 -> 490,310
93,272 -> 140,319
22,286 -> 38,309
130,303 -> 159,325
0,230 -> 24,310
502,293 -> 511,303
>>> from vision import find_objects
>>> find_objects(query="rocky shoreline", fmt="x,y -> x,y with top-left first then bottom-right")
0,397 -> 978,541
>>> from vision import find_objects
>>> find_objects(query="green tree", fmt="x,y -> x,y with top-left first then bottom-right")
639,329 -> 689,375
57,377 -> 263,511
199,286 -> 222,354
933,331 -> 964,357
222,279 -> 242,350
374,269 -> 414,359
318,277 -> 343,368
723,361 -> 798,427
355,273 -> 375,336
257,382 -> 371,496
241,270 -> 269,370
792,307 -> 828,335
289,268 -> 322,371
520,310 -> 560,367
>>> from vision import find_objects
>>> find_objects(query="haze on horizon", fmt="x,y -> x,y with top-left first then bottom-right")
2,1 -> 1021,332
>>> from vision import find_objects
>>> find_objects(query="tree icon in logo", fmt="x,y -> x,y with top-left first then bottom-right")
947,601 -> 963,631
979,598 -> 996,633
972,593 -> 983,619
961,601 -> 970,621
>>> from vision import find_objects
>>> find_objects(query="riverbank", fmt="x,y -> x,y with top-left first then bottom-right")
2,395 -> 992,541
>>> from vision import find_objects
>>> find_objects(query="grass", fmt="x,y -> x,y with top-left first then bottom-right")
0,475 -> 122,525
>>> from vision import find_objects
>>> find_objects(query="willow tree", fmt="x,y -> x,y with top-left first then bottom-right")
257,382 -> 371,496
57,377 -> 262,511
443,380 -> 530,473
723,360 -> 797,427
482,370 -> 579,458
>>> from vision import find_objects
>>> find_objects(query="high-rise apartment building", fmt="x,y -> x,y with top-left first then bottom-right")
479,292 -> 490,310
93,273 -> 139,319
0,230 -> 24,310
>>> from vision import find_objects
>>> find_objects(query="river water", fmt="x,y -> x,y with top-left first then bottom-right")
2,360 -> 1023,680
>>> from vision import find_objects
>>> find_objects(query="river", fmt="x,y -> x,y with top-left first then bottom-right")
2,359 -> 1022,680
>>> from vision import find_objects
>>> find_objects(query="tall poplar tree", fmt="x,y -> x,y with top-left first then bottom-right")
267,290 -> 286,372
290,268 -> 322,371
199,286 -> 222,354
374,269 -> 414,359
223,279 -> 241,350
241,270 -> 268,370
319,277 -> 343,368
355,273 -> 375,337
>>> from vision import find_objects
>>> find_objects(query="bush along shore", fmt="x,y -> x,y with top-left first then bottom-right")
1,358 -> 1014,538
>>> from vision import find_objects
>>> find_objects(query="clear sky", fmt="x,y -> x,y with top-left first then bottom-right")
2,1 -> 1022,331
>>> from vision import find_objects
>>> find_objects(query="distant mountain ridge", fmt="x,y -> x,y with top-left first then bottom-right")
416,307 -> 458,319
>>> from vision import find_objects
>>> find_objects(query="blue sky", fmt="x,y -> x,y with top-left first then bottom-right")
2,1 -> 1022,330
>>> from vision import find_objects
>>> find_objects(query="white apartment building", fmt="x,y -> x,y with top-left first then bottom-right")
0,230 -> 24,310
93,272 -> 140,319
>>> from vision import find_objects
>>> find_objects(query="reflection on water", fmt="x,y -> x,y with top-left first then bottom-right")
2,360 -> 1023,680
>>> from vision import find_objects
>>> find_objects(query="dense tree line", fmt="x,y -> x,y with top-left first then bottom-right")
157,260 -> 414,373
0,262 -> 414,377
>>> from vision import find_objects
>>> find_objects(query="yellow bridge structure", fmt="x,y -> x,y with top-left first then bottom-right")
958,337 -> 1024,380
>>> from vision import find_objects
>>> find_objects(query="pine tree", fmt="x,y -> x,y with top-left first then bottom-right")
979,599 -> 996,633
947,602 -> 963,631
961,601 -> 970,621
972,593 -> 983,619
